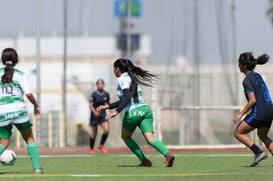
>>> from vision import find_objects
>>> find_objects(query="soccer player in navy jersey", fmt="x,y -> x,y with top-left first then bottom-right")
89,79 -> 110,154
234,52 -> 273,167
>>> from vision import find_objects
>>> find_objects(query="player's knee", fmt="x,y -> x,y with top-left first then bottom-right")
121,135 -> 126,141
233,130 -> 240,139
91,133 -> 97,138
121,134 -> 130,141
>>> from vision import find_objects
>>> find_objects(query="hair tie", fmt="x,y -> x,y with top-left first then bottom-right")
5,61 -> 13,65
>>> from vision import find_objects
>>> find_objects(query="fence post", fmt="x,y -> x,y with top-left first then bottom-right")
32,115 -> 37,141
48,112 -> 53,148
60,111 -> 65,147
16,130 -> 21,148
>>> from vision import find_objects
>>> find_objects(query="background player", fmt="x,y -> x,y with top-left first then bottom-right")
89,79 -> 110,154
97,58 -> 175,167
0,48 -> 43,173
234,52 -> 273,167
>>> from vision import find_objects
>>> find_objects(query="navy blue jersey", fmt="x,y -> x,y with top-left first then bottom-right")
90,90 -> 110,120
243,71 -> 273,121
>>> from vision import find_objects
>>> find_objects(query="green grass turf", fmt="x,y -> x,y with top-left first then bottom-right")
0,153 -> 273,181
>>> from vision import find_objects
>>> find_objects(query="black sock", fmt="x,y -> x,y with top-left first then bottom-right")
250,144 -> 263,155
90,138 -> 95,149
100,133 -> 108,145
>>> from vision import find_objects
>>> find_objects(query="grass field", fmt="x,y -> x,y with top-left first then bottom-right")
1,152 -> 273,181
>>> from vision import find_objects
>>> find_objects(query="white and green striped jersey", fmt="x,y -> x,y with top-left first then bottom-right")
0,67 -> 31,126
117,72 -> 146,112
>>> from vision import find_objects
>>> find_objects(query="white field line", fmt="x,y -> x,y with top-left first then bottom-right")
15,153 -> 253,158
1,172 -> 273,178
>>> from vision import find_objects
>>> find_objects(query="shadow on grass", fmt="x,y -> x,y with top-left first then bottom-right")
240,165 -> 270,168
0,171 -> 30,174
117,165 -> 140,167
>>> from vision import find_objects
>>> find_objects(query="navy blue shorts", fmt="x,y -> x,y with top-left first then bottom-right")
89,116 -> 108,127
245,114 -> 272,128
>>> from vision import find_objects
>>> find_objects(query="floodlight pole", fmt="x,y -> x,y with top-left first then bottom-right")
193,0 -> 200,110
35,0 -> 41,144
62,0 -> 68,147
126,0 -> 132,59
231,0 -> 239,105
193,0 -> 201,143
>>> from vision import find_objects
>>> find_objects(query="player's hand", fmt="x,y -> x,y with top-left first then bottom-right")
233,113 -> 242,124
97,105 -> 108,112
34,106 -> 41,120
106,111 -> 118,120
94,111 -> 100,117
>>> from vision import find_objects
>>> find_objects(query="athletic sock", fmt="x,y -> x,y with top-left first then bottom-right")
149,139 -> 169,157
89,138 -> 95,149
125,138 -> 146,161
100,133 -> 108,145
250,144 -> 263,155
0,144 -> 5,155
27,142 -> 40,169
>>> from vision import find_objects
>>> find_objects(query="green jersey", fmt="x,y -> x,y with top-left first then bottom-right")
117,72 -> 146,112
0,67 -> 31,126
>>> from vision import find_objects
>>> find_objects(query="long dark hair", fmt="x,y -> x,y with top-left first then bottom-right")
1,48 -> 18,84
238,52 -> 269,71
114,58 -> 157,101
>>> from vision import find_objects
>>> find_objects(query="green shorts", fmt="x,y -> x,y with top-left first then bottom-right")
0,121 -> 32,139
122,105 -> 154,133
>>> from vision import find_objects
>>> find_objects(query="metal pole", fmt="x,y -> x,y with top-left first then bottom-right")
193,0 -> 200,144
193,0 -> 200,107
62,0 -> 68,146
35,0 -> 41,145
231,0 -> 239,105
126,0 -> 132,59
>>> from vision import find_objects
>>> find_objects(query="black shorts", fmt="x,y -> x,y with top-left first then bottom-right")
245,114 -> 272,128
89,116 -> 108,127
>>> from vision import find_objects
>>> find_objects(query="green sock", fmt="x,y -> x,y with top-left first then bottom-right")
150,139 -> 169,157
27,142 -> 40,169
125,138 -> 146,161
0,144 -> 5,155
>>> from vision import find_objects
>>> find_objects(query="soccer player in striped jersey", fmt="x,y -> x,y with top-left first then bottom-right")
97,58 -> 174,167
234,52 -> 273,167
0,48 -> 43,173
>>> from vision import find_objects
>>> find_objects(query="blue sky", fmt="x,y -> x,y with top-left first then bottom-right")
0,0 -> 272,64
236,0 -> 273,58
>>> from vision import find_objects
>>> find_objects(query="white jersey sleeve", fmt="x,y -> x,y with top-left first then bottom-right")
21,73 -> 32,95
118,73 -> 131,90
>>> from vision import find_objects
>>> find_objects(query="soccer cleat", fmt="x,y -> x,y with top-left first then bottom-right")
164,153 -> 175,167
250,152 -> 268,167
33,168 -> 44,174
139,159 -> 152,167
89,148 -> 95,154
98,145 -> 108,154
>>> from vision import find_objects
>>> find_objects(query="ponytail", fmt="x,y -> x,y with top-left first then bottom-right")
114,58 -> 158,101
238,52 -> 270,70
1,64 -> 14,84
256,54 -> 269,65
1,48 -> 18,84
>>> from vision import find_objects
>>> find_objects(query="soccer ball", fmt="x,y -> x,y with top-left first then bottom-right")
0,149 -> 16,166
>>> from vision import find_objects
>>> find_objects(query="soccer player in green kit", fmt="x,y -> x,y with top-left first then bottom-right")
0,48 -> 43,174
97,58 -> 175,167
